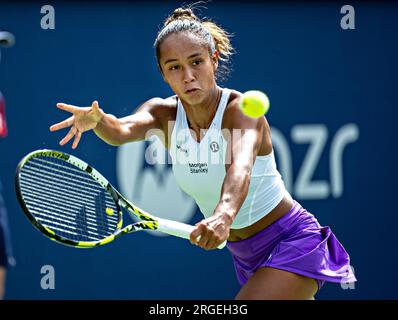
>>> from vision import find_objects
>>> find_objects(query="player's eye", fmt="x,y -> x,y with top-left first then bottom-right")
192,59 -> 203,66
169,65 -> 180,71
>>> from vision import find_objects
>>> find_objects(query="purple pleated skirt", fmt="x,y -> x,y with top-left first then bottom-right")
226,200 -> 357,292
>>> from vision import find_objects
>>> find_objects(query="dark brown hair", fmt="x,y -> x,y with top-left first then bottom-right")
154,3 -> 234,81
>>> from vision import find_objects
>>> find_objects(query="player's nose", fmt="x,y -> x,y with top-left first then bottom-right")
183,68 -> 195,83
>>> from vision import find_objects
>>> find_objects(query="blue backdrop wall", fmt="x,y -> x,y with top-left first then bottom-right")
0,1 -> 396,299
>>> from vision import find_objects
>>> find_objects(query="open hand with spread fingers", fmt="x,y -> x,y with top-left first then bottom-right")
49,100 -> 103,149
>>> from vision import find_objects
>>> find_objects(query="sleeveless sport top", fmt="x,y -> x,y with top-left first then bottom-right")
169,87 -> 291,229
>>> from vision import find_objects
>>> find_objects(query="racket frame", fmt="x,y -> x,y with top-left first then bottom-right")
15,150 -> 225,249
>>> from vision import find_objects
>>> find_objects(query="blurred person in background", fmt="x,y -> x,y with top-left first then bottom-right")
0,30 -> 16,300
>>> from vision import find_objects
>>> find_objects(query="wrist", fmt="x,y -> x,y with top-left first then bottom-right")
93,108 -> 105,129
97,108 -> 105,122
213,203 -> 235,226
221,212 -> 234,226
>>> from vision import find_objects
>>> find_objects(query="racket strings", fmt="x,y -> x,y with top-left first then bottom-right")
22,193 -> 114,236
24,159 -> 106,195
20,177 -> 109,215
19,156 -> 119,242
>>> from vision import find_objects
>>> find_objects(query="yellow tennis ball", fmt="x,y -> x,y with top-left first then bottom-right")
105,207 -> 114,216
239,90 -> 270,118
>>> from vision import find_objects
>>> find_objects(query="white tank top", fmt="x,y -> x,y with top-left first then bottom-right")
169,87 -> 291,229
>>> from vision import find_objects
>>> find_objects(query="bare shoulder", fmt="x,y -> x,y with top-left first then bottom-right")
140,96 -> 176,120
224,90 -> 245,119
222,89 -> 272,156
228,89 -> 243,106
222,89 -> 265,130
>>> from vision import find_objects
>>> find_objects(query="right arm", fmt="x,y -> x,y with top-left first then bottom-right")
50,98 -> 175,149
93,98 -> 165,146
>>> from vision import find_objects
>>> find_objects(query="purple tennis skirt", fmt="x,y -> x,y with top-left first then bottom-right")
226,200 -> 357,292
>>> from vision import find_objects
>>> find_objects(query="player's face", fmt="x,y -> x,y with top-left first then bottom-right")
159,32 -> 218,105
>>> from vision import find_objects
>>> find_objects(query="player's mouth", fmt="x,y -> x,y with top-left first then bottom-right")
185,88 -> 200,94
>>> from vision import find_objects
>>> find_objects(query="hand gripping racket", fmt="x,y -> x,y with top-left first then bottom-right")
15,149 -> 226,249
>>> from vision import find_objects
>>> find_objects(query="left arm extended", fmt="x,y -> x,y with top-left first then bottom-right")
190,99 -> 265,250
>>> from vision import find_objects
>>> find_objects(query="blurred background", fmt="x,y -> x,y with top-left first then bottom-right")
0,1 -> 396,299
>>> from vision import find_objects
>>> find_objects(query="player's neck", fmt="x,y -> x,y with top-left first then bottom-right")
183,85 -> 221,131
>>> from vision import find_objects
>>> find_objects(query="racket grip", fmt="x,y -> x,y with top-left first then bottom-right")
156,218 -> 226,250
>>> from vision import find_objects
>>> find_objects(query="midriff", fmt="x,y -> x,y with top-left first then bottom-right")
227,195 -> 294,242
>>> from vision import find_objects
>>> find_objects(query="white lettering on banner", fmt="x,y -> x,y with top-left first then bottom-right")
271,124 -> 359,200
40,265 -> 55,290
292,124 -> 329,199
40,5 -> 55,30
330,124 -> 360,198
340,5 -> 356,30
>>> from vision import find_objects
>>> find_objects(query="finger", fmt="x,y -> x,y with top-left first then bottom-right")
92,100 -> 99,109
56,103 -> 80,113
72,130 -> 82,149
205,237 -> 217,251
198,236 -> 210,249
201,225 -> 217,249
191,224 -> 207,245
90,100 -> 102,118
60,126 -> 77,146
197,228 -> 210,248
190,225 -> 203,244
49,116 -> 74,132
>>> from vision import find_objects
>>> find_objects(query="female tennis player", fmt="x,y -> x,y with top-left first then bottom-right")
50,5 -> 356,299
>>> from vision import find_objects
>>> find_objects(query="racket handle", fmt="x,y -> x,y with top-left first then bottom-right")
156,218 -> 226,250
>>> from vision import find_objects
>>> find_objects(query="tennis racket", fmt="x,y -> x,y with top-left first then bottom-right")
15,149 -> 226,249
